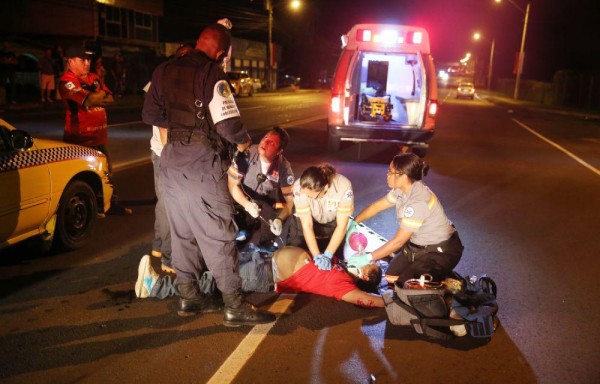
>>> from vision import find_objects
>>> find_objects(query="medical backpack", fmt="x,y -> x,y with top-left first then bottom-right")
382,272 -> 499,340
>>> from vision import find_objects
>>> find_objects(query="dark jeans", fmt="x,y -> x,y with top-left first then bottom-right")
387,231 -> 464,284
151,151 -> 172,267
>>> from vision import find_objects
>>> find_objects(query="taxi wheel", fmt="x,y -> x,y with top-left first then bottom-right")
54,181 -> 98,251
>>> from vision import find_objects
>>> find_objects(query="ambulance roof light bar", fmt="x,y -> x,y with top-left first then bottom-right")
356,29 -> 422,45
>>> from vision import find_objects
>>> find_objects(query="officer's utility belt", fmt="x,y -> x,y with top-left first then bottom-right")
406,230 -> 459,259
167,129 -> 210,145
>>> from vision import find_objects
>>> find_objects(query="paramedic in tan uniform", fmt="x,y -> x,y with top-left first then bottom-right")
287,163 -> 354,270
348,153 -> 463,284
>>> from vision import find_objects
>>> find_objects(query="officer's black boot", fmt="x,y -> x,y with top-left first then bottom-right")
177,281 -> 223,317
222,289 -> 276,327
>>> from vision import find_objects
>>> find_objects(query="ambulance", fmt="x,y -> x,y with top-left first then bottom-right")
328,24 -> 438,156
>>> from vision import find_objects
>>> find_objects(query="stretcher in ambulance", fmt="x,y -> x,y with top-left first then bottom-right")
328,24 -> 438,156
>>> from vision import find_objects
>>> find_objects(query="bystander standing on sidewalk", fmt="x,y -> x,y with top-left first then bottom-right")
0,41 -> 18,104
38,48 -> 55,103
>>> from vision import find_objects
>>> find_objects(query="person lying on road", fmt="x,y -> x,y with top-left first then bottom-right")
135,246 -> 385,310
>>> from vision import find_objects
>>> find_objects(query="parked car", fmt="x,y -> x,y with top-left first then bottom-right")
252,78 -> 263,93
0,118 -> 113,251
226,70 -> 253,96
456,82 -> 475,99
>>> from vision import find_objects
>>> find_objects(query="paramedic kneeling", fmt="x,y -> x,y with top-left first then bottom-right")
287,163 -> 354,271
348,153 -> 463,284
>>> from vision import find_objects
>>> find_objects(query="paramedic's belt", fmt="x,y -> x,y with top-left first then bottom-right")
405,231 -> 459,262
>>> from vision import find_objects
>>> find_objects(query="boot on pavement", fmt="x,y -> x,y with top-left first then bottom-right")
222,289 -> 276,327
177,281 -> 223,317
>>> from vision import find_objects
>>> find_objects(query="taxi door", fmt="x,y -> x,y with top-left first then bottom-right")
0,126 -> 51,247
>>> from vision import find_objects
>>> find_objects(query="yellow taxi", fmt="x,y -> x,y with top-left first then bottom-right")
0,118 -> 113,251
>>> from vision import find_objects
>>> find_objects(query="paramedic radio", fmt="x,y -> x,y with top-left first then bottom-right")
328,24 -> 438,157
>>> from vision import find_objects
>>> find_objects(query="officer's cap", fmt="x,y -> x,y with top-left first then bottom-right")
66,45 -> 94,59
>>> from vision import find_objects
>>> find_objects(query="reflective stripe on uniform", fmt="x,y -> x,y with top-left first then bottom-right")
0,146 -> 105,173
401,217 -> 423,230
427,194 -> 437,210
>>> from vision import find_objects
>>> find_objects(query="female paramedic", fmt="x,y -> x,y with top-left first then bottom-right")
287,163 -> 354,271
347,153 -> 463,283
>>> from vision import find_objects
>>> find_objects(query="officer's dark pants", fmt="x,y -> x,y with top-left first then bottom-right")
286,216 -> 343,257
387,231 -> 464,284
160,144 -> 241,294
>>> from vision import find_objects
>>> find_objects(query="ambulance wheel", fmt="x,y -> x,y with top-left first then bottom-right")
54,181 -> 98,251
412,147 -> 427,158
328,135 -> 341,152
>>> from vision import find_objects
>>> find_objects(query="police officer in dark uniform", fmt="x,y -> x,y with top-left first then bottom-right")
142,23 -> 275,326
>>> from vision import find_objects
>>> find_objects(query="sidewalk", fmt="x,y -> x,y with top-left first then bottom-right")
479,90 -> 600,121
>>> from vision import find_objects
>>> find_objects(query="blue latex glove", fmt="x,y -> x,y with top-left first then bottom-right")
314,250 -> 334,270
347,253 -> 372,268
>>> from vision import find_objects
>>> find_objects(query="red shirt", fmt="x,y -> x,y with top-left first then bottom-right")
275,262 -> 357,300
59,70 -> 111,147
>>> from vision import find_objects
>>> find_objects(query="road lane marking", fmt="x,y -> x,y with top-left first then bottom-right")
240,106 -> 266,110
109,120 -> 144,128
206,295 -> 296,384
512,118 -> 600,176
278,114 -> 327,129
113,157 -> 151,172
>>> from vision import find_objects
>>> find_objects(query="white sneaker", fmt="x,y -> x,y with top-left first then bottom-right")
135,255 -> 159,298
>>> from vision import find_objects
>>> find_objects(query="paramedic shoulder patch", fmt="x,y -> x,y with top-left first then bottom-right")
209,80 -> 240,124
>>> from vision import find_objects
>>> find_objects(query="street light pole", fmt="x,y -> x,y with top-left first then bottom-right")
514,2 -> 530,99
267,0 -> 274,91
496,0 -> 530,99
473,32 -> 495,90
487,38 -> 495,90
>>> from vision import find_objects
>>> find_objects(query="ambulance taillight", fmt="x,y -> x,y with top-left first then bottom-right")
428,101 -> 438,116
331,95 -> 341,114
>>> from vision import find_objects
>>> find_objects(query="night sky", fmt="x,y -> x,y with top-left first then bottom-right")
168,0 -> 600,82
292,0 -> 600,81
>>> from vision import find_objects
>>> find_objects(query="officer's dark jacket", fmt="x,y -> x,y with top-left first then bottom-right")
141,50 -> 249,148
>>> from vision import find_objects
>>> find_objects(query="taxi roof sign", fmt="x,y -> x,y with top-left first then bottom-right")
343,24 -> 430,54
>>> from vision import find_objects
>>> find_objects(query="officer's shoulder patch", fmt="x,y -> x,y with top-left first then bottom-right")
404,207 -> 415,218
287,175 -> 294,185
344,189 -> 353,200
209,80 -> 240,124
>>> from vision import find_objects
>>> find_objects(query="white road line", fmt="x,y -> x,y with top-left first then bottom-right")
240,106 -> 266,110
113,157 -> 150,172
206,295 -> 296,384
512,118 -> 600,176
109,120 -> 144,128
278,114 -> 327,129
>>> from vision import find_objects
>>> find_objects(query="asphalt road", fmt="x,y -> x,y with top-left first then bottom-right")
0,89 -> 599,383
